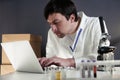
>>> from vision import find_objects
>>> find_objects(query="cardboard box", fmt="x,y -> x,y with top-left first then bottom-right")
0,64 -> 15,75
1,34 -> 42,64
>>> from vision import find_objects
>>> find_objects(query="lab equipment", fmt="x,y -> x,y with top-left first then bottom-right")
87,60 -> 91,78
93,65 -> 97,77
44,60 -> 120,79
97,16 -> 116,71
44,66 -> 66,80
80,60 -> 97,78
81,60 -> 85,78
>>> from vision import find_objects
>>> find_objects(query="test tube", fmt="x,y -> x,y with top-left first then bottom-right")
93,60 -> 97,78
87,60 -> 91,78
60,67 -> 66,80
109,52 -> 114,76
81,60 -> 85,78
55,67 -> 61,80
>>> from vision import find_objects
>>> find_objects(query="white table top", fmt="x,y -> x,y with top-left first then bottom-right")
1,67 -> 120,80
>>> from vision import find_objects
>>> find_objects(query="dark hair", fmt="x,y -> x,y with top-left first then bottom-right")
44,0 -> 78,21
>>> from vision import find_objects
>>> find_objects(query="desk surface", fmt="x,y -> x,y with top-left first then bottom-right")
1,67 -> 120,80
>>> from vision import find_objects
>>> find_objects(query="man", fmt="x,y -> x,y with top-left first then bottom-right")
39,0 -> 108,69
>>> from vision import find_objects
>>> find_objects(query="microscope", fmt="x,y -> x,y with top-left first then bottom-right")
97,17 -> 116,71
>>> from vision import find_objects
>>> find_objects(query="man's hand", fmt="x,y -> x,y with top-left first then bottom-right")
38,56 -> 75,68
38,57 -> 48,68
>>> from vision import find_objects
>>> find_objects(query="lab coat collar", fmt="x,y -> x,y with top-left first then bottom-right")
77,11 -> 88,31
70,11 -> 88,52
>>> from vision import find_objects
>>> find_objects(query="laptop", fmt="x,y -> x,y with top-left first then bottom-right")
1,40 -> 44,73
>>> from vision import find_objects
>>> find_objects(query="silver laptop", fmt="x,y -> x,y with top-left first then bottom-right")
1,40 -> 44,73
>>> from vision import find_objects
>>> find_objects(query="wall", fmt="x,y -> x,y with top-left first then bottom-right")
0,0 -> 120,63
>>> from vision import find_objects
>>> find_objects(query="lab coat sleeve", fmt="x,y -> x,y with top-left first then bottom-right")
88,18 -> 102,59
87,19 -> 109,59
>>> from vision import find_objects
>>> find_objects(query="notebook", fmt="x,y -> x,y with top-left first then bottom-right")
1,40 -> 44,73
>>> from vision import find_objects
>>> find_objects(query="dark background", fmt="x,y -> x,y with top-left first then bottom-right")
0,0 -> 120,63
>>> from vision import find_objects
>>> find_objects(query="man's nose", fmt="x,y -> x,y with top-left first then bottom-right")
51,24 -> 57,32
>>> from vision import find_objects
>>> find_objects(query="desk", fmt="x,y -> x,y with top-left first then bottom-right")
1,67 -> 120,80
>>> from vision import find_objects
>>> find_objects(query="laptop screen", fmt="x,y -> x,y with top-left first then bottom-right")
1,40 -> 43,73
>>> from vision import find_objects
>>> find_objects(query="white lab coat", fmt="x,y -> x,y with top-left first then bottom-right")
46,11 -> 108,68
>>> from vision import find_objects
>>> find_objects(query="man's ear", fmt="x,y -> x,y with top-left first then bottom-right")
69,14 -> 75,23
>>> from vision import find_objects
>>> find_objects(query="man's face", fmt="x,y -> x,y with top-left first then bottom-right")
47,13 -> 74,38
